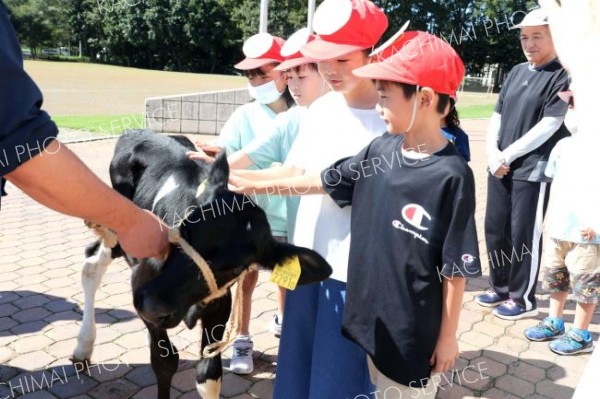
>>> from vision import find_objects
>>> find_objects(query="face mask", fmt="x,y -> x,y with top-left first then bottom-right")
564,109 -> 578,135
247,79 -> 283,104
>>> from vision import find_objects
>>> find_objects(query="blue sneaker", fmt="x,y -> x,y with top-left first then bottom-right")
524,318 -> 565,341
549,330 -> 594,355
493,299 -> 538,320
475,290 -> 509,307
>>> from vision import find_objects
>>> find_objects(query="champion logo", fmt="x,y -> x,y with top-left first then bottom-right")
461,254 -> 476,264
401,204 -> 431,231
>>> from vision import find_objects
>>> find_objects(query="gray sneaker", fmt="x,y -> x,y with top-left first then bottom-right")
269,314 -> 283,337
230,337 -> 254,374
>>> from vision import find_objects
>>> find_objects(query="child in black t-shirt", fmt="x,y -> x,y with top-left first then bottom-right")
229,31 -> 481,397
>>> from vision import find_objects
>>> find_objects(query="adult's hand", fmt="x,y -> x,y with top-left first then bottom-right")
115,209 -> 170,260
492,163 -> 510,178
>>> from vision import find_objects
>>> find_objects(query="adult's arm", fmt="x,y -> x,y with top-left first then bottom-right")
485,112 -> 506,175
5,140 -> 169,259
501,116 -> 565,164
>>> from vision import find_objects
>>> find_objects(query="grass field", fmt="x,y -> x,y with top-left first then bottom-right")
27,60 -> 495,131
52,114 -> 146,133
25,60 -> 246,116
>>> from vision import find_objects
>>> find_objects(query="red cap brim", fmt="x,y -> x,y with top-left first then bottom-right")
353,62 -> 405,83
275,57 -> 315,71
234,58 -> 281,70
301,39 -> 364,61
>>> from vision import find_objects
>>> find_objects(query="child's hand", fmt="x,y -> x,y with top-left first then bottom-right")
580,228 -> 596,241
430,334 -> 459,373
200,144 -> 222,158
228,173 -> 259,195
187,149 -> 214,162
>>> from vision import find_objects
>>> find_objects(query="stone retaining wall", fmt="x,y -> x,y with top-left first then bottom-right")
145,88 -> 251,135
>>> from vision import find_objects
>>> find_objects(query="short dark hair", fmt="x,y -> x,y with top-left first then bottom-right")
243,62 -> 280,79
290,62 -> 318,74
375,80 -> 450,114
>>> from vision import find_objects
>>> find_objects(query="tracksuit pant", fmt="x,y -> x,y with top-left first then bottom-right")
484,175 -> 550,310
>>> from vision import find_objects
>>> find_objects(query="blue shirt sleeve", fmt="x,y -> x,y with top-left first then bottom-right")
0,2 -> 59,177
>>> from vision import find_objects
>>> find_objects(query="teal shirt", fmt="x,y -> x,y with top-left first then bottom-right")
243,106 -> 306,243
218,102 -> 288,237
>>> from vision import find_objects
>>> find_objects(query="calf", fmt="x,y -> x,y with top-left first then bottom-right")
72,129 -> 331,399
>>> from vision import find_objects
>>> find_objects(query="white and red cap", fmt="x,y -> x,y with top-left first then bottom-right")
275,28 -> 317,71
301,0 -> 388,61
354,31 -> 465,97
234,33 -> 286,70
512,8 -> 549,29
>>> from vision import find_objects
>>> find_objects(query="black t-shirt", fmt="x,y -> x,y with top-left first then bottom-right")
321,133 -> 482,386
0,1 -> 58,207
495,60 -> 569,182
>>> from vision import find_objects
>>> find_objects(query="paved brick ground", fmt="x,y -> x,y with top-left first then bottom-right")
0,121 -> 598,399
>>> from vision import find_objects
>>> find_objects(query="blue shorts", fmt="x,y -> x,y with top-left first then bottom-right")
273,278 -> 374,399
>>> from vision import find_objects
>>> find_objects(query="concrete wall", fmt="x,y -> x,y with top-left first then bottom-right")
145,88 -> 252,135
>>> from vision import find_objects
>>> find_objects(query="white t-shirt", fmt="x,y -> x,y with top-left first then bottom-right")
544,136 -> 600,244
285,92 -> 387,282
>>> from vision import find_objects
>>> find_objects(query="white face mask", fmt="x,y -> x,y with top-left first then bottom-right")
564,108 -> 578,135
247,79 -> 283,104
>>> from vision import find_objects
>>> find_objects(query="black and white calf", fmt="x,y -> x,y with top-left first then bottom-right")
72,129 -> 331,399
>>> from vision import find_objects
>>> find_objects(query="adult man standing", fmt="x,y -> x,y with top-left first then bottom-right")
476,8 -> 570,320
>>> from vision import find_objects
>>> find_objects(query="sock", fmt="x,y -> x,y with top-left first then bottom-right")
571,328 -> 591,341
546,317 -> 564,330
236,334 -> 251,341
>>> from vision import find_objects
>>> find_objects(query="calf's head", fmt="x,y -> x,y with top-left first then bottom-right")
134,154 -> 332,329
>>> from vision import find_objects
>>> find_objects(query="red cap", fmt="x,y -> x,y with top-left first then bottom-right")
354,31 -> 465,97
301,0 -> 388,60
275,28 -> 317,71
234,33 -> 286,70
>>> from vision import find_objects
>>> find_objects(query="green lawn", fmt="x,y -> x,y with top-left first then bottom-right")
456,103 -> 495,119
53,103 -> 495,133
53,114 -> 146,134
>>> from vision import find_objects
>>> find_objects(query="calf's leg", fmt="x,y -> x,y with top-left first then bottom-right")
72,242 -> 113,363
146,321 -> 179,399
196,294 -> 232,399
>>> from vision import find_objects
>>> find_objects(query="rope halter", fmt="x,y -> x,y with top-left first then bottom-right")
85,221 -> 252,358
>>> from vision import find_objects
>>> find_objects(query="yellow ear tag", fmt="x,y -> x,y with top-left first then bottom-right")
270,256 -> 301,290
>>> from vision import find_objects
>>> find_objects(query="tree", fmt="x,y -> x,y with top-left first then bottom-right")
6,0 -> 71,56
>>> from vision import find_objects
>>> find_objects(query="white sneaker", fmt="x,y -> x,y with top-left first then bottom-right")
269,314 -> 282,337
230,337 -> 254,374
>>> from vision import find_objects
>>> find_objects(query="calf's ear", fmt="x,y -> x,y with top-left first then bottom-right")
269,242 -> 332,285
206,152 -> 230,190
